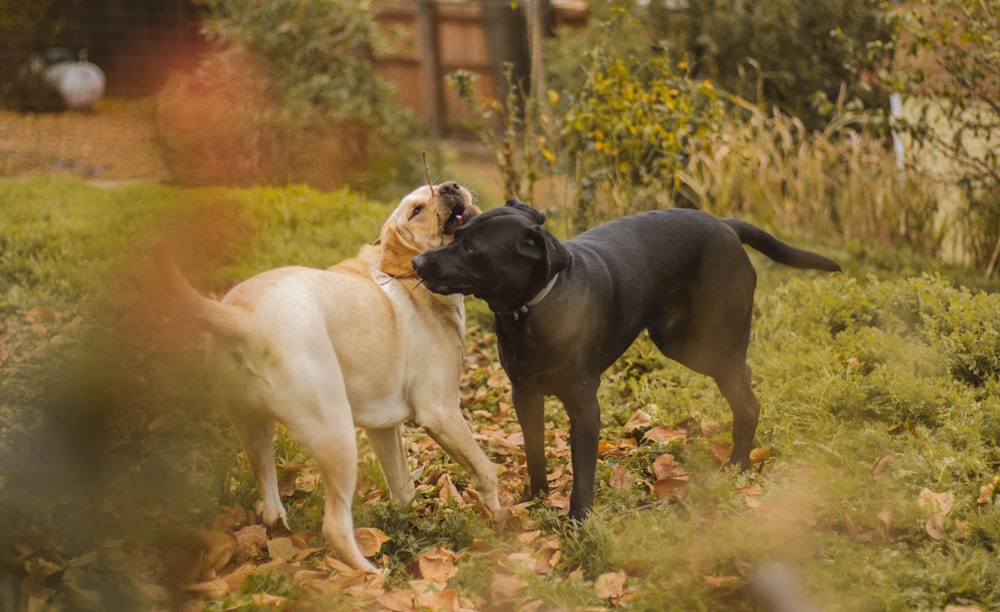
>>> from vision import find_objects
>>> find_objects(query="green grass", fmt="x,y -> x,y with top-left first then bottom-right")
1,178 -> 998,610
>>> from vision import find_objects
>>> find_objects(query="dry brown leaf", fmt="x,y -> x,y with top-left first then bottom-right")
609,465 -> 632,489
536,542 -> 561,574
871,450 -> 895,480
709,441 -> 733,463
491,575 -> 528,601
233,525 -> 267,564
737,483 -> 762,496
976,475 -> 998,506
221,563 -> 253,594
702,575 -> 743,592
181,577 -> 228,599
266,537 -> 298,562
643,425 -> 687,443
701,420 -> 721,438
624,409 -> 652,432
649,454 -> 675,481
417,547 -> 458,583
547,491 -> 571,511
918,489 -> 954,517
487,368 -> 510,388
749,447 -> 770,466
517,530 -> 542,544
652,475 -> 691,499
594,570 -> 627,600
416,588 -> 461,612
925,514 -> 946,541
378,588 -> 416,611
437,473 -> 463,504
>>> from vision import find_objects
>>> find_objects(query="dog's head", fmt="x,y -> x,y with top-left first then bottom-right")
378,182 -> 480,277
412,199 -> 569,312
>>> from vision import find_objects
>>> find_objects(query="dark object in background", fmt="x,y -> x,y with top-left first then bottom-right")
16,47 -> 106,112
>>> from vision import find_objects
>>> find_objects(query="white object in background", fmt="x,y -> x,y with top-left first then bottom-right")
45,50 -> 106,111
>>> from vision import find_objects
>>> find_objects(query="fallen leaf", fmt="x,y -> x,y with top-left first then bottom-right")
594,571 -> 627,600
417,547 -> 457,583
652,475 -> 691,499
437,473 -> 463,504
624,409 -> 652,432
377,589 -> 416,611
491,575 -> 527,601
233,525 -> 267,564
709,441 -> 733,463
925,514 -> 946,541
918,489 -> 954,517
650,454 -> 675,480
871,450 -> 895,480
181,577 -> 228,599
609,465 -> 632,489
702,574 -> 743,593
266,537 -> 298,562
535,540 -> 561,574
701,420 -> 721,438
976,475 -> 998,507
416,588 -> 461,612
749,447 -> 770,466
643,425 -> 687,443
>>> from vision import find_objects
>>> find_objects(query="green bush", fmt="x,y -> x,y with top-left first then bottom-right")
156,0 -> 425,196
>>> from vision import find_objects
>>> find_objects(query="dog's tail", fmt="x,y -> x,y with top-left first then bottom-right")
723,219 -> 841,272
151,241 -> 248,339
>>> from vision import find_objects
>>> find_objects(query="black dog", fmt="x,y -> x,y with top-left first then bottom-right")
413,200 -> 840,520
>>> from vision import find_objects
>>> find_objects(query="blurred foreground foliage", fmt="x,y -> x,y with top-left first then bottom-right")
1,178 -> 998,609
155,0 -> 427,199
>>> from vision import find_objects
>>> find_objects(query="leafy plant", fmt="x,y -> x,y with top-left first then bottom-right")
156,0 -> 426,196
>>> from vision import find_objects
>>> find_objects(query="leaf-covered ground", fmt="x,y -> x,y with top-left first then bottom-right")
1,104 -> 998,611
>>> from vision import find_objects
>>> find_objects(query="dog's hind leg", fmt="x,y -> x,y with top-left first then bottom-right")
280,360 -> 375,571
365,424 -> 416,504
713,362 -> 760,469
231,417 -> 288,530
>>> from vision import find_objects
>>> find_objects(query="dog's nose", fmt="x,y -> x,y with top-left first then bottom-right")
438,182 -> 460,196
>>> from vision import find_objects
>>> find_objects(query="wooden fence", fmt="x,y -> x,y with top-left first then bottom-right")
373,1 -> 587,139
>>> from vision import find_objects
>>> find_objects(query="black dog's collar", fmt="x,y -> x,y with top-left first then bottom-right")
509,273 -> 560,320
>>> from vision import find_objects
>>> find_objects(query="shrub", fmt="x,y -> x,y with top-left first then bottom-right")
156,0 -> 425,196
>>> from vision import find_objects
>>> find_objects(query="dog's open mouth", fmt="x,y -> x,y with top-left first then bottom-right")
443,204 -> 478,235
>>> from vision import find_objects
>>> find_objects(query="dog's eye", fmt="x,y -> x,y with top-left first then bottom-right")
463,243 -> 476,255
408,205 -> 424,220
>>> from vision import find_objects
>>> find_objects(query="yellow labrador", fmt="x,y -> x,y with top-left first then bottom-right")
155,182 -> 497,571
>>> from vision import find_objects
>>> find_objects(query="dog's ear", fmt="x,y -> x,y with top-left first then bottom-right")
504,198 -> 547,225
517,226 -> 569,278
378,218 -> 421,277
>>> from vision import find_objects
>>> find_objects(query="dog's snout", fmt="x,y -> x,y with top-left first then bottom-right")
439,182 -> 460,197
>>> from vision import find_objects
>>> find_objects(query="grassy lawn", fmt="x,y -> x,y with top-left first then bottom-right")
1,177 -> 998,611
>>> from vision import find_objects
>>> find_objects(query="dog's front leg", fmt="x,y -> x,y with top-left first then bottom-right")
562,384 -> 601,522
512,385 -> 548,502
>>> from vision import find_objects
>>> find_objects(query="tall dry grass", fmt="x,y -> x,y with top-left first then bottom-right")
679,101 -> 945,256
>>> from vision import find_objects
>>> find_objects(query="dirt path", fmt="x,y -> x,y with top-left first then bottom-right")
0,98 -> 170,183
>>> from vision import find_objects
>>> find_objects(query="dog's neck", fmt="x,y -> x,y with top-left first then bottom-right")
505,273 -> 560,320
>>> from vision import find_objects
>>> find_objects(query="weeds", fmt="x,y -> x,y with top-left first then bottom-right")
2,179 -> 999,610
